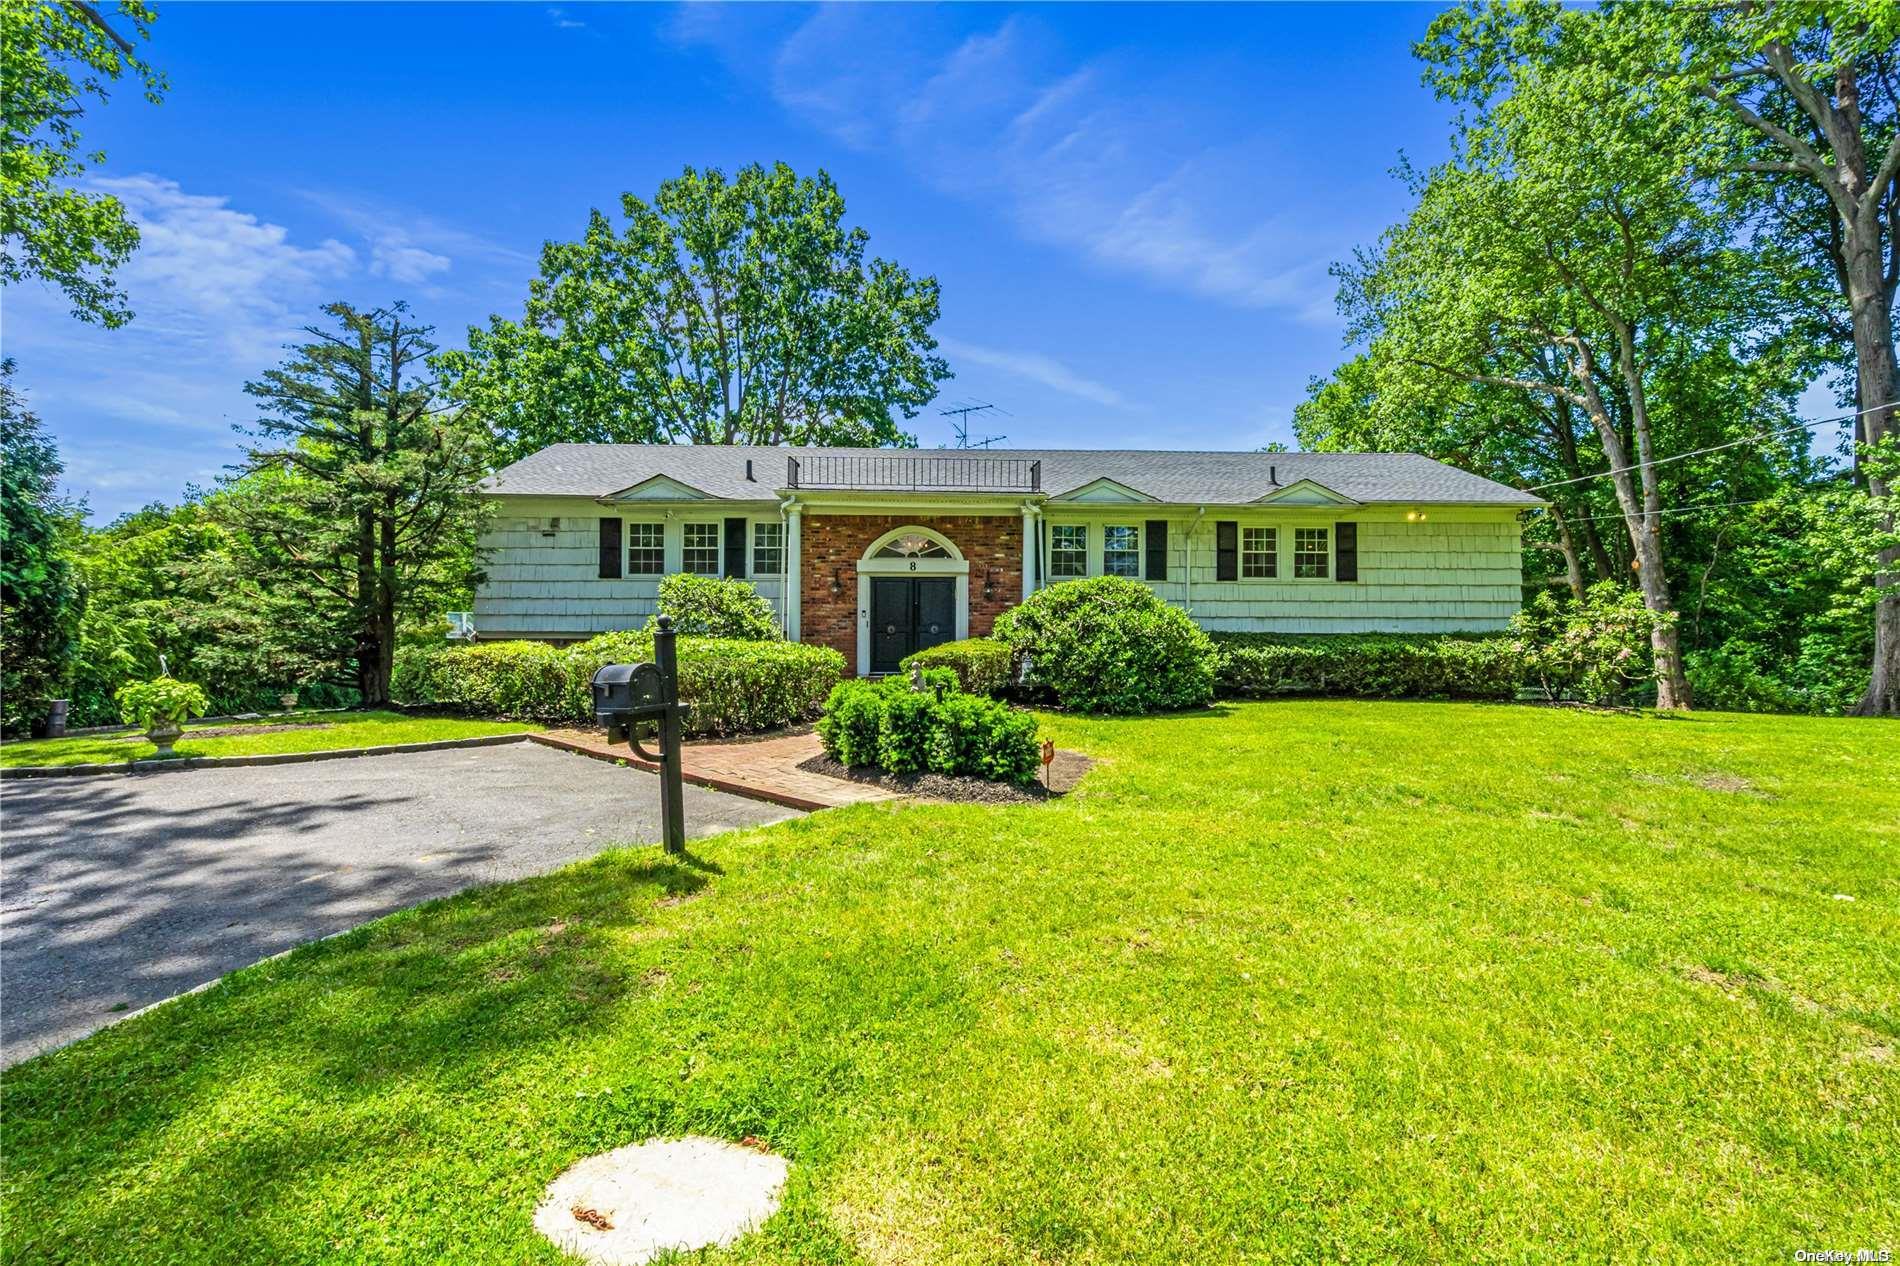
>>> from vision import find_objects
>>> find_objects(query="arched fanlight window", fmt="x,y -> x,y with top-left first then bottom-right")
873,532 -> 951,559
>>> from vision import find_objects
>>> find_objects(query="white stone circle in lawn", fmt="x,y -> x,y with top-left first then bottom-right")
532,1135 -> 788,1266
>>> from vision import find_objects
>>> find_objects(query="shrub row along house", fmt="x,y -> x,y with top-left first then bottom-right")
475,445 -> 1542,675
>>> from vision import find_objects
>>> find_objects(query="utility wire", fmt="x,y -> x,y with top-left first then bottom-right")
1524,399 -> 1894,494
1551,495 -> 1793,527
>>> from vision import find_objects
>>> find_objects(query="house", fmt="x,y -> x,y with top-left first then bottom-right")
474,445 -> 1542,675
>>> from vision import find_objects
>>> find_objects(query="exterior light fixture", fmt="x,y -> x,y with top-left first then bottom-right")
830,568 -> 845,597
983,567 -> 996,601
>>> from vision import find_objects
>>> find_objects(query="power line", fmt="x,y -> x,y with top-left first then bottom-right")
1550,495 -> 1790,527
1524,399 -> 1894,494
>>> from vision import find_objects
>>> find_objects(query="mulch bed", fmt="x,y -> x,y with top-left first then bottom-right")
173,721 -> 338,740
797,748 -> 1093,805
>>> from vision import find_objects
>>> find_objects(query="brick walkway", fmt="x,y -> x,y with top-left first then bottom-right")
531,729 -> 902,813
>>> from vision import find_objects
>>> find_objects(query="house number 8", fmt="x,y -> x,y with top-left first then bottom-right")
909,561 -> 917,570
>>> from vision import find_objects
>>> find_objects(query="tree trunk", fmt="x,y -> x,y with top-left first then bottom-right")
1845,215 -> 1900,715
1550,504 -> 1587,600
1574,332 -> 1691,709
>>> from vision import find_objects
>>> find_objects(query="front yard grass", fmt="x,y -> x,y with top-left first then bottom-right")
2,701 -> 1894,1261
0,709 -> 540,768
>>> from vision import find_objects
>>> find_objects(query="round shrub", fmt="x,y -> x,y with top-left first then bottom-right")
649,573 -> 779,641
900,637 -> 1013,696
991,576 -> 1215,714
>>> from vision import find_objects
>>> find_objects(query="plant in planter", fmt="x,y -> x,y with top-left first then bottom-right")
114,677 -> 211,758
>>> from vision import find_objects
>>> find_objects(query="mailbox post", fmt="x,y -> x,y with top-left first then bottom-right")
590,614 -> 687,855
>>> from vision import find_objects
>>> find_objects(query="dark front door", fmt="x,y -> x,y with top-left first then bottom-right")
870,577 -> 955,673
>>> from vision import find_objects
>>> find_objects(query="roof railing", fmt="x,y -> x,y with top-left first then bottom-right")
785,453 -> 1040,493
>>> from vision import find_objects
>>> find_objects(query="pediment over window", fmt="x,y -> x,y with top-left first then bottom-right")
1252,478 -> 1358,506
1047,477 -> 1158,503
602,474 -> 711,501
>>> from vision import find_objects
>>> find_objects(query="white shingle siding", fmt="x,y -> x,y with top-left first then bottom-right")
473,497 -> 786,639
1040,510 -> 1524,634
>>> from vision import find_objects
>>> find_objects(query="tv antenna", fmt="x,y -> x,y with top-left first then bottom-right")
940,399 -> 1011,449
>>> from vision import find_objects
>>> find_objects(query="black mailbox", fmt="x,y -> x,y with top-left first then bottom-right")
592,661 -> 664,737
588,615 -> 688,855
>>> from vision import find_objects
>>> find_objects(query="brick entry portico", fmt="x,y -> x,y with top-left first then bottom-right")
799,514 -> 1024,671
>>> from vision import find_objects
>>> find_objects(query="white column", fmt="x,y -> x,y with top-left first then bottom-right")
1021,505 -> 1038,600
785,503 -> 803,642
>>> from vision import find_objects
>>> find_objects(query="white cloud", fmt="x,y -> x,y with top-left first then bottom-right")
370,238 -> 453,285
697,11 -> 1339,317
936,337 -> 1128,408
86,174 -> 355,359
547,7 -> 585,30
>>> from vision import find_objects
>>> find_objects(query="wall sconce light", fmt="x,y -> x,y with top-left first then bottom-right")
1405,510 -> 1429,523
830,568 -> 845,598
983,567 -> 996,602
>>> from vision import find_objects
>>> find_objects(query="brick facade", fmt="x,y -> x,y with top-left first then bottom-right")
799,513 -> 1023,671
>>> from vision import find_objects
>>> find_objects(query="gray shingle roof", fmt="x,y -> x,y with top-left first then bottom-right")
481,444 -> 1542,506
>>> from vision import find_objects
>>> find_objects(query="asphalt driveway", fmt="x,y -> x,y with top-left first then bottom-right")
0,740 -> 798,1066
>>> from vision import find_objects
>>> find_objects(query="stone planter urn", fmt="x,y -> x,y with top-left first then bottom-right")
146,720 -> 184,758
279,691 -> 299,711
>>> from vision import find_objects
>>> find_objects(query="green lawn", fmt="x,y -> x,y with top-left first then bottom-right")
0,709 -> 539,767
2,702 -> 1894,1261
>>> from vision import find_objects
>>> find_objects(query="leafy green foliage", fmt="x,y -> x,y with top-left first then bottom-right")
816,673 -> 1040,784
111,676 -> 208,730
1511,582 -> 1667,705
435,162 -> 951,463
213,303 -> 492,705
1212,633 -> 1522,700
0,364 -> 81,732
393,632 -> 843,736
898,637 -> 1013,696
648,573 -> 779,641
992,577 -> 1216,714
0,0 -> 164,326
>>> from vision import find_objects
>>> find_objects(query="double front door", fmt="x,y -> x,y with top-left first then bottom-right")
870,577 -> 954,674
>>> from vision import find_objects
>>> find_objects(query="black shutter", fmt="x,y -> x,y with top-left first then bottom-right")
1335,521 -> 1358,582
1145,519 -> 1168,581
1215,520 -> 1238,582
597,517 -> 622,579
723,517 -> 748,579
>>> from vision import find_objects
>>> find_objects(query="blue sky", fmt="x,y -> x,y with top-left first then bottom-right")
11,2 -> 1472,520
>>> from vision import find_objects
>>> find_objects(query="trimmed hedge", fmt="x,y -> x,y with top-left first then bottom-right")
817,670 -> 1041,785
1210,633 -> 1522,700
392,631 -> 843,735
899,637 -> 1014,696
992,576 -> 1216,714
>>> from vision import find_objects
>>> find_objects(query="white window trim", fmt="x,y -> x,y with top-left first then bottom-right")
1048,523 -> 1089,579
1291,525 -> 1332,581
1102,522 -> 1141,579
679,520 -> 723,577
752,520 -> 784,577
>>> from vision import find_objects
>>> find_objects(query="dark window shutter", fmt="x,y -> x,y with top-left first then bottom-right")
1215,520 -> 1238,582
1145,519 -> 1168,581
723,517 -> 747,579
598,517 -> 622,579
1335,521 -> 1358,582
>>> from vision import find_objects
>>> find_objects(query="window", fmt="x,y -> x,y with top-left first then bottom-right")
1294,527 -> 1330,579
682,522 -> 720,575
1103,524 -> 1140,577
753,522 -> 784,574
1050,524 -> 1087,577
873,532 -> 949,559
1242,526 -> 1277,579
627,522 -> 664,575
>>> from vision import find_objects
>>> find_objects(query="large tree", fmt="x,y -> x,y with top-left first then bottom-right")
1658,0 -> 1900,713
216,304 -> 491,705
1,0 -> 164,327
0,361 -> 82,732
436,163 -> 951,463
